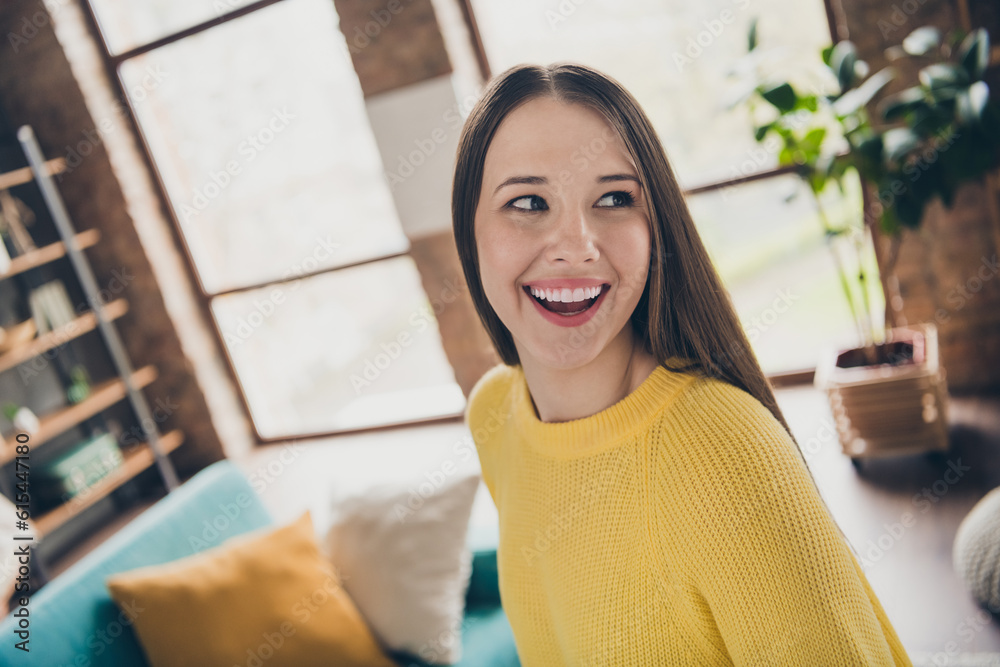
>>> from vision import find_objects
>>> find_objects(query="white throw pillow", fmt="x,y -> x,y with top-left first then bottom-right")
323,471 -> 481,665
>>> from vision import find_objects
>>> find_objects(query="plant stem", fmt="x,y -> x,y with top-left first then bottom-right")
856,225 -> 876,340
855,227 -> 878,364
809,186 -> 867,350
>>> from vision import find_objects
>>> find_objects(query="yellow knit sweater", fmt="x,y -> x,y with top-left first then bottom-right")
465,359 -> 912,666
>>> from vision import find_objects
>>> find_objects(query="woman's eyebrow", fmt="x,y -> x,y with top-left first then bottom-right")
493,175 -> 546,195
598,173 -> 641,185
493,173 -> 639,195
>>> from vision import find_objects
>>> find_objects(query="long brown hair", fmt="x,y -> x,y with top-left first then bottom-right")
452,62 -> 802,446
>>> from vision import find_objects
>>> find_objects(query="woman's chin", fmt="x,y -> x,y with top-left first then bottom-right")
517,338 -> 604,371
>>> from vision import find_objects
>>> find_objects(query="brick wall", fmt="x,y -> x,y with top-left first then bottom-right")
0,0 -> 235,472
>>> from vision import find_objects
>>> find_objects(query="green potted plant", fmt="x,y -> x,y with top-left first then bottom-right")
731,21 -> 998,466
861,27 -> 1000,396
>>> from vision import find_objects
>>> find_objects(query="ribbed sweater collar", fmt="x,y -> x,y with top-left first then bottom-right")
511,357 -> 698,459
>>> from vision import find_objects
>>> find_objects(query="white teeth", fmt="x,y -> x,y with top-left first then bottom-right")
529,285 -> 604,302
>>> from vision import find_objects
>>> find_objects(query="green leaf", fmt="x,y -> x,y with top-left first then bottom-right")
832,66 -> 896,116
910,105 -> 954,137
883,127 -> 921,163
884,45 -> 909,62
761,82 -> 797,113
774,124 -> 795,142
894,190 -> 925,228
958,28 -> 990,81
754,123 -> 773,141
902,27 -> 941,56
919,63 -> 970,91
980,97 -> 1000,143
879,86 -> 927,121
956,81 -> 990,126
854,59 -> 870,81
822,44 -> 835,67
748,16 -> 758,52
829,41 -> 859,92
794,95 -> 819,112
855,133 -> 883,159
939,132 -> 992,186
911,159 -> 948,205
854,134 -> 884,181
808,168 -> 827,194
801,127 -> 827,154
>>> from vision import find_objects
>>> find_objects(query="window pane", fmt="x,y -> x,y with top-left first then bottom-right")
687,173 -> 883,373
120,0 -> 408,294
469,0 -> 831,187
212,256 -> 464,438
89,0 -> 258,54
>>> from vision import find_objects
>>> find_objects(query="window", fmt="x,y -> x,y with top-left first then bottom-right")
85,0 -> 463,440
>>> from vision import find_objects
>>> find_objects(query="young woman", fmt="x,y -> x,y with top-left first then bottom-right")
453,62 -> 912,666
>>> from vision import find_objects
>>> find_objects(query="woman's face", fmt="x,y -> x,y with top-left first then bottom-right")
474,96 -> 652,370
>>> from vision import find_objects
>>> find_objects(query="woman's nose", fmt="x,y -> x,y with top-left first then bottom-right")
545,207 -> 599,264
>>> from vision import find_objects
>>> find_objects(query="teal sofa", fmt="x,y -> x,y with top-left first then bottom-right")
0,460 -> 520,666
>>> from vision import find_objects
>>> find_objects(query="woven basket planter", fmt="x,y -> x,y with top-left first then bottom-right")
814,322 -> 950,465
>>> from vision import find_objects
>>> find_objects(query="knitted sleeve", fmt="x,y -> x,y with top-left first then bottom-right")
650,376 -> 912,666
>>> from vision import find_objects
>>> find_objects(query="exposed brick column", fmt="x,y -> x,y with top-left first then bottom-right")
0,0 -> 235,471
333,0 -> 501,397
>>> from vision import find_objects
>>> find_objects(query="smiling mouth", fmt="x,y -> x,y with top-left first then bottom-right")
522,284 -> 607,316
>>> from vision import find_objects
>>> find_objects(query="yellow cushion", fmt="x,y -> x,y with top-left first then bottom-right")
106,511 -> 396,667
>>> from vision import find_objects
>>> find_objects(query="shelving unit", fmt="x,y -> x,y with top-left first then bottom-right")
33,429 -> 184,535
0,125 -> 181,545
0,296 -> 126,375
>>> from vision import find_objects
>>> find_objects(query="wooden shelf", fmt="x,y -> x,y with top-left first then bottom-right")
33,429 -> 184,536
0,365 -> 158,463
0,228 -> 100,281
1,125 -> 183,558
0,298 -> 129,375
0,157 -> 66,191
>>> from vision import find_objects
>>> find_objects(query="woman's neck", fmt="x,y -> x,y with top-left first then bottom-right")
518,327 -> 661,423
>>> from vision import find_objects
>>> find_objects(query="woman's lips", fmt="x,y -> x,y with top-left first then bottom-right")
522,283 -> 609,328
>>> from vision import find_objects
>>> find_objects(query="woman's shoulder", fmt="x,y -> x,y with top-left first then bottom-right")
464,362 -> 519,425
650,373 -> 816,536
653,371 -> 797,467
664,370 -> 770,419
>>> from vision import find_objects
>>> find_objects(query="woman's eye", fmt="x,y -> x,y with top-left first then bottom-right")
508,195 -> 547,212
596,191 -> 636,208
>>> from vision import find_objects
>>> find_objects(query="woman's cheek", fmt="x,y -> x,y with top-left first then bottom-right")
480,229 -> 522,294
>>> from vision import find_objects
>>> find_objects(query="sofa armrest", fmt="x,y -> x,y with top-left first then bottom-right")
0,459 -> 273,667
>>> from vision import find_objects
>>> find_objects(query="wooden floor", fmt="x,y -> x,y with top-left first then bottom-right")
771,385 -> 1000,656
49,382 -> 1000,658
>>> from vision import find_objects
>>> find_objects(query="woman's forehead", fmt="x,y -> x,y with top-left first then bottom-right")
484,99 -> 637,180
